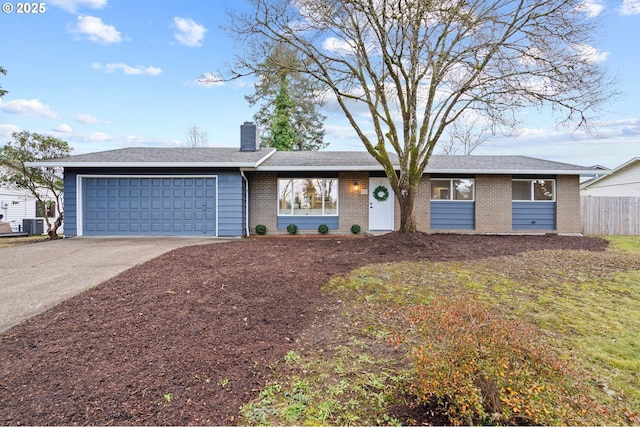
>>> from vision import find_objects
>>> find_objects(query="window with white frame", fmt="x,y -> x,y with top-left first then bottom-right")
278,178 -> 338,215
512,179 -> 555,201
431,178 -> 475,201
36,200 -> 56,217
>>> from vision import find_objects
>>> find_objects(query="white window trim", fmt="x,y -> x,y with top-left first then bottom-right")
430,178 -> 475,201
277,178 -> 339,216
512,179 -> 556,202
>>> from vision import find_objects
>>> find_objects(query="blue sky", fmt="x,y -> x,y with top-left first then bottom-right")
0,0 -> 639,170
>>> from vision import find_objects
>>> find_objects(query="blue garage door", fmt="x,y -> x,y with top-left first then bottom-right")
83,177 -> 217,236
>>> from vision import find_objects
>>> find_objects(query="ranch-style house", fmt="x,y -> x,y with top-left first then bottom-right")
30,122 -> 606,237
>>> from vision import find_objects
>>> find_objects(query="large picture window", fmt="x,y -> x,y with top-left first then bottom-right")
512,179 -> 555,201
431,179 -> 475,201
278,178 -> 338,216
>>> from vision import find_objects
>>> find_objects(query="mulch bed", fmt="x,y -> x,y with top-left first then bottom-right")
0,233 -> 608,425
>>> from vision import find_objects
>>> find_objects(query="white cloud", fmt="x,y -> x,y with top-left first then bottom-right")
593,117 -> 640,128
195,72 -> 224,87
173,17 -> 207,47
580,0 -> 605,17
575,44 -> 609,63
67,132 -> 181,150
75,113 -> 109,124
71,15 -> 121,44
0,99 -> 57,118
53,123 -> 73,133
620,0 -> 640,14
323,36 -> 356,54
92,63 -> 162,76
0,124 -> 21,137
48,0 -> 107,13
119,135 -> 182,147
70,131 -> 112,143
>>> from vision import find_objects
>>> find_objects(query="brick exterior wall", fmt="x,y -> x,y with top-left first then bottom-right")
248,171 -> 370,235
556,175 -> 582,234
415,176 -> 431,232
475,175 -> 513,233
247,172 -> 277,235
247,172 -> 583,235
339,171 -> 369,233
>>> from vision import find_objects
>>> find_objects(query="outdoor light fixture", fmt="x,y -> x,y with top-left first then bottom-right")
354,181 -> 359,191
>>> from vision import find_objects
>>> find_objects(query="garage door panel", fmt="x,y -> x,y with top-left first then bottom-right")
83,177 -> 217,236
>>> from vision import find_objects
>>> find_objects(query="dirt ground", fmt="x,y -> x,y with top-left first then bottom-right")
0,233 -> 608,426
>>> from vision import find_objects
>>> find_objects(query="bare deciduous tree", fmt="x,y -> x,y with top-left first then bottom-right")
438,120 -> 490,155
224,0 -> 614,232
184,124 -> 210,147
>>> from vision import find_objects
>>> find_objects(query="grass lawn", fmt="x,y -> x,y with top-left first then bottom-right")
240,236 -> 640,426
0,235 -> 49,249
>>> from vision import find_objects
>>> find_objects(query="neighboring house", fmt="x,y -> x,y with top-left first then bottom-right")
0,184 -> 58,234
29,122 -> 605,237
580,157 -> 640,197
580,158 -> 640,235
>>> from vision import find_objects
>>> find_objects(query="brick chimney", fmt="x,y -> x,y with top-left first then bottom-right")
240,121 -> 259,152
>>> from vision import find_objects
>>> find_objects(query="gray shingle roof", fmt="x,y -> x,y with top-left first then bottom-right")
259,152 -> 598,174
33,147 -> 277,167
424,155 -> 597,174
28,147 -> 600,175
258,151 -> 395,170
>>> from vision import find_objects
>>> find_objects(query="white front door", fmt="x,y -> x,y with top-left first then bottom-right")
369,177 -> 394,231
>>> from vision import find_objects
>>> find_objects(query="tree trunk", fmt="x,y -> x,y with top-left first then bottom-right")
397,183 -> 417,233
47,213 -> 63,239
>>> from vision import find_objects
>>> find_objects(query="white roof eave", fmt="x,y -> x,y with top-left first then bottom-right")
253,165 -> 391,171
25,161 -> 263,168
424,168 -> 610,176
254,166 -> 608,175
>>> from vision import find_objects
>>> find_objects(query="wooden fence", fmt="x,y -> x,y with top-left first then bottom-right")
581,196 -> 640,235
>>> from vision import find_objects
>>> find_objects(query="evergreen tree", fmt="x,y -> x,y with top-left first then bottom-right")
246,45 -> 327,151
270,76 -> 296,150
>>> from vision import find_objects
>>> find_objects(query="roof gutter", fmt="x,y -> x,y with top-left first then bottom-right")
25,161 -> 262,168
425,169 -> 612,176
254,166 -> 609,175
255,165 -> 394,172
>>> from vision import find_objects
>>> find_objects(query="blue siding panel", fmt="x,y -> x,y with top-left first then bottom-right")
64,169 -> 247,237
217,173 -> 244,237
63,171 -> 77,236
277,216 -> 339,231
431,201 -> 475,230
512,202 -> 556,230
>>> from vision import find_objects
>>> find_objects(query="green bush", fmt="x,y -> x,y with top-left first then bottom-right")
350,224 -> 361,234
318,224 -> 329,234
255,224 -> 267,235
408,296 -> 603,426
286,224 -> 297,235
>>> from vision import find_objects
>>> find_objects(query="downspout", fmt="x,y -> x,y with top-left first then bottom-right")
240,169 -> 249,237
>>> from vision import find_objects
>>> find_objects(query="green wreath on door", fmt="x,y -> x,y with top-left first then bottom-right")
373,185 -> 389,202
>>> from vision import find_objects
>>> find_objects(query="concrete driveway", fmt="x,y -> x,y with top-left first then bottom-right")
0,236 -> 226,333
